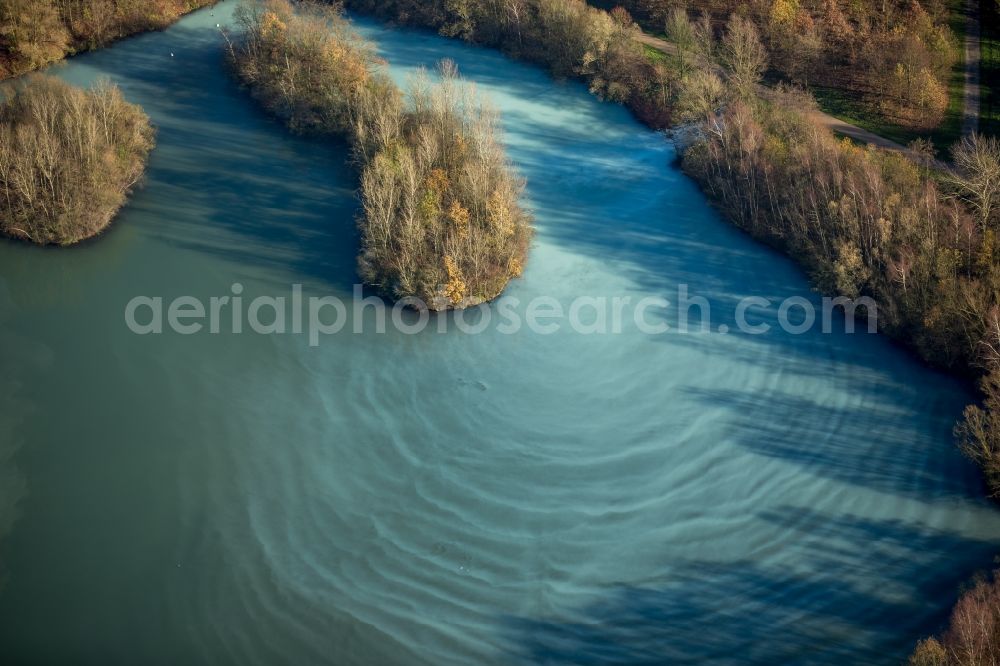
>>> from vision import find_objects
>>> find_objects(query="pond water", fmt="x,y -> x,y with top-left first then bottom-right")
0,2 -> 997,664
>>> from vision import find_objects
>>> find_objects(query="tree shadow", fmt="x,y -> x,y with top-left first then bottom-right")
503,506 -> 1000,665
682,383 -> 983,501
41,20 -> 361,293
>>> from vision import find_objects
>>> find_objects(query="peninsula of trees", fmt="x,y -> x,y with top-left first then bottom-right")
229,0 -> 532,309
0,0 -> 218,79
0,75 -> 155,244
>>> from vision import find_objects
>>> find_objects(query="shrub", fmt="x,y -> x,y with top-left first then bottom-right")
910,637 -> 948,666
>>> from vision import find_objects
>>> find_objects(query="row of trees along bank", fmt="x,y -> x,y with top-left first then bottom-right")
0,0 -> 220,79
343,0 -> 677,128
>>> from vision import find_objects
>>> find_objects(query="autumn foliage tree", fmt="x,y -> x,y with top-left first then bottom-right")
229,0 -> 386,135
683,82 -> 989,364
0,0 -> 69,75
719,14 -> 767,99
615,0 -> 958,130
0,0 -> 219,79
357,65 -> 532,307
948,134 -> 1000,233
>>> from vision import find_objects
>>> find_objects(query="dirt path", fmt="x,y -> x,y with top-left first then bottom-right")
962,0 -> 982,137
634,30 -> 910,152
634,32 -> 677,56
806,110 -> 909,150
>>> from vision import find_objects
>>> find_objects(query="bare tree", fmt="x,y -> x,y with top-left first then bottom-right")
675,69 -> 725,122
948,133 -> 1000,232
720,15 -> 767,99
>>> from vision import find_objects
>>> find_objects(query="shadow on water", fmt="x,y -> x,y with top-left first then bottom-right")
349,17 -> 922,356
684,385 -> 985,501
504,507 -> 998,666
49,22 -> 362,292
340,15 -> 1000,665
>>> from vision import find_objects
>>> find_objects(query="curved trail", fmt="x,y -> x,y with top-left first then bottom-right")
962,0 -> 982,137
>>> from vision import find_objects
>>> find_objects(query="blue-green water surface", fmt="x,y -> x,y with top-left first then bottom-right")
0,3 -> 996,664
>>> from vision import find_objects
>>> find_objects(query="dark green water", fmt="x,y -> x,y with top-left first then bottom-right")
0,3 -> 997,664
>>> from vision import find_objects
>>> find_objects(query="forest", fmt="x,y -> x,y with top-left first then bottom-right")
612,0 -> 961,133
0,75 -> 154,244
229,0 -> 532,308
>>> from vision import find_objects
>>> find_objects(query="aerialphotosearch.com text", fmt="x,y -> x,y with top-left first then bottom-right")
124,284 -> 878,346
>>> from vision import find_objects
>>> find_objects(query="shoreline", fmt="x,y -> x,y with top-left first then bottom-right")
0,1 -> 221,81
